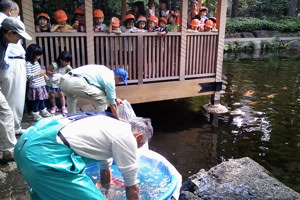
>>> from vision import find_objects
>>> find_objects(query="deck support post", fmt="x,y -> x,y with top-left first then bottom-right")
121,0 -> 127,25
21,0 -> 36,48
137,35 -> 144,85
179,0 -> 188,81
85,0 -> 95,64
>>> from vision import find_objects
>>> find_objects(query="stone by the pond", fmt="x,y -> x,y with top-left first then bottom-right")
179,157 -> 300,200
241,32 -> 255,38
203,104 -> 229,114
252,30 -> 268,38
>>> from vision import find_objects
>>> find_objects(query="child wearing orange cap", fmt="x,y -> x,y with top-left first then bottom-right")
204,19 -> 214,32
154,17 -> 168,35
107,17 -> 122,34
166,12 -> 179,32
51,10 -> 77,32
72,8 -> 86,32
187,19 -> 200,32
147,16 -> 158,32
93,9 -> 107,32
35,13 -> 51,32
120,14 -> 137,33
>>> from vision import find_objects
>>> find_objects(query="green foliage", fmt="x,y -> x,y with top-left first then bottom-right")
244,41 -> 256,51
226,17 -> 300,33
261,37 -> 282,50
260,0 -> 291,13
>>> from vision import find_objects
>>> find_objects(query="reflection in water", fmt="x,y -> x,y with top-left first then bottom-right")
132,51 -> 300,193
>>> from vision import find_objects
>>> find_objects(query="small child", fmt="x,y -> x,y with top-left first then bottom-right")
187,19 -> 200,32
51,10 -> 77,32
35,13 -> 51,32
72,8 -> 86,32
158,0 -> 171,18
25,44 -> 51,121
154,17 -> 168,35
120,14 -> 137,33
146,0 -> 157,18
166,12 -> 180,32
132,16 -> 148,33
199,6 -> 209,31
147,16 -> 158,32
107,17 -> 122,34
93,9 -> 107,32
46,51 -> 72,114
203,19 -> 214,32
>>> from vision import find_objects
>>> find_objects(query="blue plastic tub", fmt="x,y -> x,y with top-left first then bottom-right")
85,150 -> 182,200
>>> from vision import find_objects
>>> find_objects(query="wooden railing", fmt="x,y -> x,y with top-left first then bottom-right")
36,32 -> 218,84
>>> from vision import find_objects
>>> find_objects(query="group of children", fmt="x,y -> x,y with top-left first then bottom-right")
25,44 -> 72,121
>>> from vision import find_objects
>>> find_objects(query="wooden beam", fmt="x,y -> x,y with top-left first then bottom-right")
121,0 -> 127,24
116,78 -> 215,104
85,0 -> 95,64
21,0 -> 36,48
179,0 -> 188,81
56,0 -> 62,10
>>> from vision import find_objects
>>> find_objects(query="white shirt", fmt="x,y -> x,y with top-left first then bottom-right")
59,115 -> 138,187
0,12 -> 7,25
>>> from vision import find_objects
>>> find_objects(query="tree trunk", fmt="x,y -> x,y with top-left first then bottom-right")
287,0 -> 297,16
231,0 -> 238,17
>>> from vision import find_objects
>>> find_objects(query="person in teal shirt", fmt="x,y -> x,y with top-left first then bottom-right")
53,65 -> 128,119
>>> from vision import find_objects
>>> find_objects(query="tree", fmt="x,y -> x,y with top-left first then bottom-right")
231,0 -> 239,17
287,0 -> 297,16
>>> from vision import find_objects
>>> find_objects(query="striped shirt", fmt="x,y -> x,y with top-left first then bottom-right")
26,61 -> 46,88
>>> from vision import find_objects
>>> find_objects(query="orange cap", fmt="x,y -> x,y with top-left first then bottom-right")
54,10 -> 68,22
125,14 -> 135,20
148,16 -> 158,23
37,13 -> 50,20
205,20 -> 214,28
74,8 -> 85,15
93,9 -> 104,18
171,12 -> 178,17
137,16 -> 147,22
111,17 -> 120,27
159,17 -> 167,24
190,19 -> 200,27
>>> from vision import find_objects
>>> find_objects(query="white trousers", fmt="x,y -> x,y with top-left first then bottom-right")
0,59 -> 26,132
0,90 -> 16,153
59,74 -> 108,113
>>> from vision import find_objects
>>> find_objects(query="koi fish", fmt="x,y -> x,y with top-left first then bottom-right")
244,90 -> 254,96
281,86 -> 287,90
247,101 -> 267,106
267,94 -> 277,98
94,177 -> 125,189
264,85 -> 272,88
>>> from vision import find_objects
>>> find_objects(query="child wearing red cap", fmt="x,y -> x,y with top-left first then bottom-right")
72,8 -> 85,32
166,12 -> 179,32
187,19 -> 200,32
107,17 -> 122,34
147,16 -> 158,32
120,14 -> 137,33
35,13 -> 51,32
93,9 -> 107,32
51,10 -> 77,32
203,19 -> 214,32
154,17 -> 168,35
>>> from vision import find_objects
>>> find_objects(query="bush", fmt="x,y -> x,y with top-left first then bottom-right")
226,17 -> 300,33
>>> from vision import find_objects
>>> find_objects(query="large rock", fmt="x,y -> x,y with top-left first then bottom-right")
252,30 -> 268,38
241,32 -> 255,38
179,157 -> 300,200
287,40 -> 300,50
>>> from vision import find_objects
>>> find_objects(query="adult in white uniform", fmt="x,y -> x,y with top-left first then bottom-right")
0,1 -> 26,135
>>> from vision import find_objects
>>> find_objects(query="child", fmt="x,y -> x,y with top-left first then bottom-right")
158,0 -> 171,18
120,14 -> 137,33
187,19 -> 200,32
154,17 -> 168,35
203,19 -> 214,32
51,10 -> 77,32
132,16 -> 147,33
72,8 -> 86,32
25,44 -> 51,121
46,51 -> 72,114
35,13 -> 51,32
199,6 -> 209,31
147,16 -> 158,32
131,1 -> 146,19
166,12 -> 180,32
146,0 -> 157,18
107,17 -> 122,34
93,9 -> 107,32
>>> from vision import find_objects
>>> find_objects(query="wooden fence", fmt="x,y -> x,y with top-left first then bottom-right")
36,32 -> 218,84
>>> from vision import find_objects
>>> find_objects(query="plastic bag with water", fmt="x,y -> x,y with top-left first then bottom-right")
118,100 -> 136,121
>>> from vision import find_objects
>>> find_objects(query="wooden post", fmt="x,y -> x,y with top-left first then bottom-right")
121,0 -> 127,25
198,0 -> 202,7
85,0 -> 95,64
21,0 -> 36,48
179,0 -> 188,81
211,0 -> 227,105
56,0 -> 62,10
137,35 -> 144,85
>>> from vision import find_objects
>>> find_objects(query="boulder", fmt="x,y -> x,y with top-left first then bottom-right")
252,30 -> 268,38
179,157 -> 300,200
286,40 -> 300,50
241,32 -> 255,38
267,31 -> 280,37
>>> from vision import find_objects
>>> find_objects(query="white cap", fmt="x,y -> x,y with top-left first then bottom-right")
2,17 -> 32,40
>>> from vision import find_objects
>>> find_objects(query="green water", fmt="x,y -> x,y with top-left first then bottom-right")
133,51 -> 300,193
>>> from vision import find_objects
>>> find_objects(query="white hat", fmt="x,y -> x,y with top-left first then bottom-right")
1,17 -> 32,40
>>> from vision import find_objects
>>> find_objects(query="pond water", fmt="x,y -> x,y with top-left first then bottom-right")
132,50 -> 300,193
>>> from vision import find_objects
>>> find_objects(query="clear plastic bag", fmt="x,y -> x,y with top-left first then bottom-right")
117,100 -> 136,121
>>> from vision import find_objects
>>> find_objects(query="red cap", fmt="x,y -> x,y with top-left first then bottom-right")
54,10 -> 68,22
125,14 -> 135,20
148,16 -> 158,23
205,20 -> 214,28
93,9 -> 104,18
190,19 -> 200,27
111,17 -> 120,27
159,17 -> 167,24
37,13 -> 50,20
74,8 -> 85,15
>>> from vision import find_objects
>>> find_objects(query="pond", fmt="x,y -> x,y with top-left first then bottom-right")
132,50 -> 300,193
